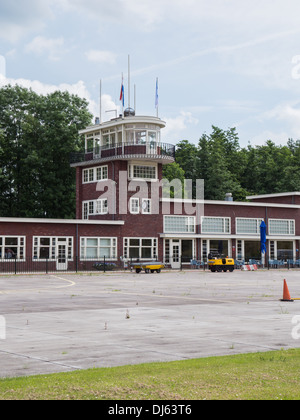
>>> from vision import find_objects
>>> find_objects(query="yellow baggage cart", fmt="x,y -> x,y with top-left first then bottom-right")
132,262 -> 165,274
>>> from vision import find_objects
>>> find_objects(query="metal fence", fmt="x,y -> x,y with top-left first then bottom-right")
1,255 -> 300,275
0,256 -> 125,275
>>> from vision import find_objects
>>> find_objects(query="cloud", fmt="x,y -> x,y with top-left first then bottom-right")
0,75 -> 119,121
56,0 -> 300,34
25,36 -> 66,61
85,50 -> 117,65
56,0 -> 164,29
263,102 -> 300,136
0,56 -> 6,77
0,0 -> 52,42
162,111 -> 199,142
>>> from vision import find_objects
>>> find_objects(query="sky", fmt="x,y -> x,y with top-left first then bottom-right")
1,0 -> 300,147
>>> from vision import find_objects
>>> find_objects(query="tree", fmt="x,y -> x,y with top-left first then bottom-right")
175,140 -> 198,181
162,162 -> 185,198
197,126 -> 247,201
0,85 -> 92,218
172,127 -> 300,201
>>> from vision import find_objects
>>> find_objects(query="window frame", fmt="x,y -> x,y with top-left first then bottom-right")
235,218 -> 263,235
0,236 -> 26,260
33,236 -> 73,261
269,219 -> 295,236
123,237 -> 158,260
164,216 -> 196,234
128,163 -> 158,181
82,198 -> 109,219
80,237 -> 117,260
82,165 -> 108,184
201,217 -> 231,234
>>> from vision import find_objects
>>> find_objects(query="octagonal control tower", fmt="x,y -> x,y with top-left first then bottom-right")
70,108 -> 175,221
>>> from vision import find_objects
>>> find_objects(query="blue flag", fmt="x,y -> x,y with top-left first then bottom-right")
155,78 -> 158,108
260,221 -> 267,254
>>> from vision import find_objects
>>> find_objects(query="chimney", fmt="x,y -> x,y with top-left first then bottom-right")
225,193 -> 233,202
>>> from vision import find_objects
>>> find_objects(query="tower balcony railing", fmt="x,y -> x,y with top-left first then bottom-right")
70,142 -> 176,165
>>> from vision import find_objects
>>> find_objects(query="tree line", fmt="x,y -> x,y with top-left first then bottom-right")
0,85 -> 92,219
164,126 -> 300,201
0,85 -> 299,219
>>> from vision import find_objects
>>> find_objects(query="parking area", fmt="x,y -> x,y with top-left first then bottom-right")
1,269 -> 300,378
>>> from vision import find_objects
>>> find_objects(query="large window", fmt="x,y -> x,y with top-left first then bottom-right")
129,198 -> 152,214
80,238 -> 117,260
236,218 -> 263,234
83,165 -> 108,184
164,216 -> 195,233
83,198 -> 108,219
269,240 -> 294,260
128,164 -> 157,180
0,236 -> 25,260
33,237 -> 73,260
202,217 -> 230,234
269,219 -> 295,236
236,239 -> 261,261
123,238 -> 157,260
125,125 -> 160,145
201,239 -> 229,260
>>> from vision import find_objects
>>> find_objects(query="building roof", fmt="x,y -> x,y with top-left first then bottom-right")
0,217 -> 124,225
247,192 -> 300,200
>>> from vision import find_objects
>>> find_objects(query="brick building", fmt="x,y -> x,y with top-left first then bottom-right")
1,109 -> 300,271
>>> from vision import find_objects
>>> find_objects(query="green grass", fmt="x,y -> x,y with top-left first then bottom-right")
1,349 -> 300,400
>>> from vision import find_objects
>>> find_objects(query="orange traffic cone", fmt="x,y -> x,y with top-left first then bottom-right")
281,279 -> 294,302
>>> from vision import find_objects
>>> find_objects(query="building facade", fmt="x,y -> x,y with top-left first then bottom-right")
1,109 -> 300,271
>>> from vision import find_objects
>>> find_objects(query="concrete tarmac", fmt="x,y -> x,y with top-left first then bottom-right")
0,269 -> 300,378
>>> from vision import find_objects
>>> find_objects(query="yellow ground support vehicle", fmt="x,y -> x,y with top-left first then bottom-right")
208,256 -> 235,273
132,262 -> 165,274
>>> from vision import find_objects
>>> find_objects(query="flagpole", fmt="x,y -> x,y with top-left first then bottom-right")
134,84 -> 136,113
128,54 -> 131,109
155,77 -> 159,118
100,79 -> 102,124
121,73 -> 124,116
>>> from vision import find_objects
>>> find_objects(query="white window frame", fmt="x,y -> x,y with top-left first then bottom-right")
201,217 -> 231,234
128,163 -> 158,181
80,237 -> 117,260
82,199 -> 109,219
83,165 -> 108,184
129,198 -> 152,214
96,198 -> 108,215
33,237 -> 73,261
236,218 -> 263,235
269,240 -> 295,260
164,216 -> 196,233
141,198 -> 151,214
0,236 -> 26,260
130,197 -> 140,214
269,219 -> 295,236
123,238 -> 158,260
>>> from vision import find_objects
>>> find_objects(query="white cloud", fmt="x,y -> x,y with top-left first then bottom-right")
264,102 -> 300,136
0,0 -> 52,42
0,56 -> 6,77
250,130 -> 291,147
0,75 -> 119,121
162,111 -> 199,142
56,0 -> 300,34
55,0 -> 164,30
25,36 -> 66,61
85,50 -> 117,65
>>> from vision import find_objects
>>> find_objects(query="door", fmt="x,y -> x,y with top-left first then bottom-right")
56,243 -> 68,271
171,240 -> 181,269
